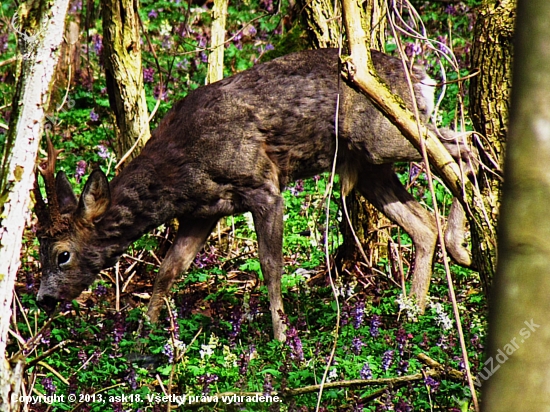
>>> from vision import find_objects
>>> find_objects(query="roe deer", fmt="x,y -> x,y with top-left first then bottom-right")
34,48 -> 476,342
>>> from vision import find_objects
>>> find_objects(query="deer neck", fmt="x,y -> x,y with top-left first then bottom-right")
92,161 -> 185,265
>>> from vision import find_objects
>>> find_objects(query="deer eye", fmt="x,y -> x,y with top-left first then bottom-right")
58,251 -> 71,266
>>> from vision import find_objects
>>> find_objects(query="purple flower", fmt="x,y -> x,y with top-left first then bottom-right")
91,348 -> 102,365
405,42 -> 422,58
111,313 -> 126,345
94,283 -> 107,297
91,34 -> 103,55
124,368 -> 137,390
290,179 -> 304,196
197,373 -> 219,395
148,9 -> 158,18
143,67 -> 155,83
78,349 -> 87,362
424,376 -> 440,392
229,306 -> 243,344
70,0 -> 82,12
238,351 -> 250,375
445,4 -> 457,15
437,36 -> 450,54
397,359 -> 409,376
263,373 -> 273,396
395,328 -> 410,356
112,402 -> 123,412
280,312 -> 304,361
75,160 -> 87,183
162,36 -> 173,49
409,163 -> 421,181
97,144 -> 109,159
370,315 -> 381,337
381,350 -> 394,372
351,337 -> 364,355
396,400 -> 413,412
41,377 -> 56,396
90,109 -> 99,122
40,329 -> 51,345
0,34 -> 9,54
360,362 -> 372,380
154,84 -> 168,101
265,43 -> 274,51
260,0 -> 274,13
162,342 -> 174,363
286,326 -> 304,361
353,300 -> 365,329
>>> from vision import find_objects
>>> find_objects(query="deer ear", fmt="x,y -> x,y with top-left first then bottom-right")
78,170 -> 111,223
55,171 -> 78,214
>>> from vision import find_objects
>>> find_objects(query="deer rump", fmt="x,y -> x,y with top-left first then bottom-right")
35,48 -> 474,342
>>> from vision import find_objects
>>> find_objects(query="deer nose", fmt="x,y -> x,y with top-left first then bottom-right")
37,294 -> 59,315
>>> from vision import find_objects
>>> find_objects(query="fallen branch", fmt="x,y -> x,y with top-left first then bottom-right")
183,354 -> 464,408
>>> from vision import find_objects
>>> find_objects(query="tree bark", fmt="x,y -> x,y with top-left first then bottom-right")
0,0 -> 70,409
298,0 -> 391,273
102,0 -> 150,163
482,1 -> 550,409
469,0 -> 515,293
206,0 -> 228,85
299,0 -> 341,49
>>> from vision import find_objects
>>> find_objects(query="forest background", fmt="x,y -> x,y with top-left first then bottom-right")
0,0 -> 523,411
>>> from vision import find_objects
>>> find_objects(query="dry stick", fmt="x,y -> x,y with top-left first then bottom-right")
386,10 -> 480,412
185,355 -> 463,407
163,297 -> 177,412
25,340 -> 73,369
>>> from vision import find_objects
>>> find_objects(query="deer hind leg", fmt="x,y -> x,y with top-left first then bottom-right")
444,198 -> 472,267
147,217 -> 218,322
353,164 -> 437,312
250,193 -> 286,342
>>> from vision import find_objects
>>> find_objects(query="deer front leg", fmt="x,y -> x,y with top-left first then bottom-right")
355,164 -> 438,312
147,217 -> 218,322
251,195 -> 286,342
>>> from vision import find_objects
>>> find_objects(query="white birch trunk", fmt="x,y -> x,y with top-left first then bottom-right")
0,0 -> 70,409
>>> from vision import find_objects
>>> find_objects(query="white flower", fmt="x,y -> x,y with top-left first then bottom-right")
326,368 -> 338,383
396,294 -> 421,322
431,302 -> 454,331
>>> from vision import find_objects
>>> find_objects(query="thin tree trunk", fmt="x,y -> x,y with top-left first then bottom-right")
0,0 -> 70,409
482,0 -> 550,409
206,0 -> 228,85
206,0 -> 230,251
469,0 -> 515,294
102,0 -> 150,163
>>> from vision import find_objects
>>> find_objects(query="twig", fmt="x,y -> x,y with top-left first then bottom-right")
25,340 -> 73,369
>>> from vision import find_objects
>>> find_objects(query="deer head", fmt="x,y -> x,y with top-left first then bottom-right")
35,137 -> 112,313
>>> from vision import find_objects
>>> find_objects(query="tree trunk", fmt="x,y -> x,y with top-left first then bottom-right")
0,0 -> 70,409
102,0 -> 150,163
482,1 -> 550,409
299,0 -> 341,48
206,0 -> 228,85
206,0 -> 230,250
298,0 -> 391,273
469,0 -> 515,294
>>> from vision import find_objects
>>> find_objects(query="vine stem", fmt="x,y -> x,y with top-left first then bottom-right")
387,6 -> 480,411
